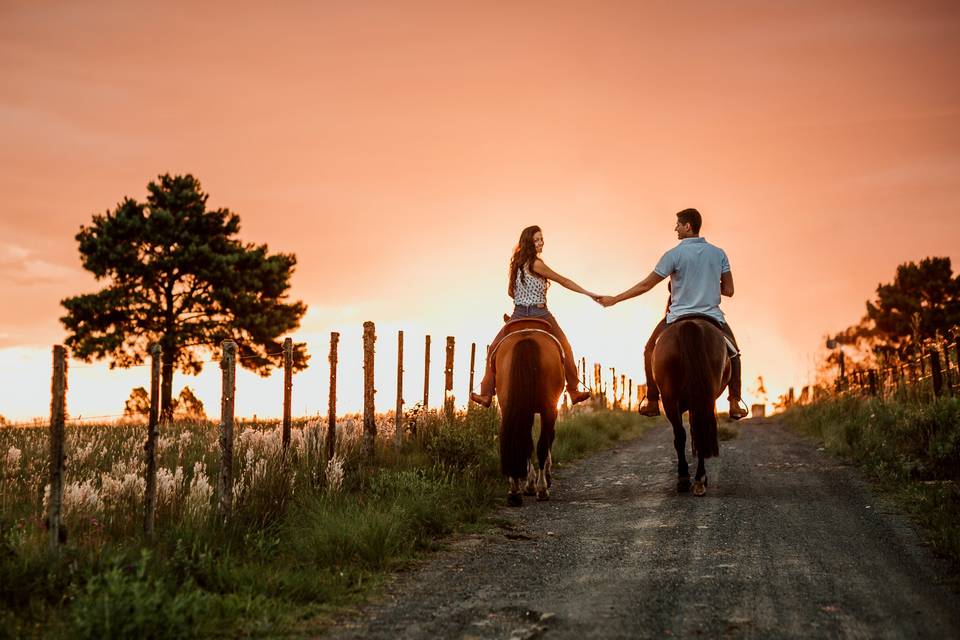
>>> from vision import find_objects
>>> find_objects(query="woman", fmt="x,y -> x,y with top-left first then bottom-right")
470,225 -> 595,407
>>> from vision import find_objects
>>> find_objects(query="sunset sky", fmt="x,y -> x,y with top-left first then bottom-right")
2,1 -> 959,421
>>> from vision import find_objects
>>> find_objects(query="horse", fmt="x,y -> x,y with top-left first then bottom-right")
652,316 -> 732,497
493,320 -> 566,506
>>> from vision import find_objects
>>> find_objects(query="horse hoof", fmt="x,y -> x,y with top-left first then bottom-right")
524,486 -> 536,496
677,476 -> 691,493
692,481 -> 706,497
536,490 -> 550,502
507,493 -> 523,507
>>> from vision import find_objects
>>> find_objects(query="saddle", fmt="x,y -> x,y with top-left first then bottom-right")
489,316 -> 565,363
660,314 -> 740,358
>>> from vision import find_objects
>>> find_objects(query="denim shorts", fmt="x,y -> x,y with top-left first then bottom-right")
512,304 -> 554,322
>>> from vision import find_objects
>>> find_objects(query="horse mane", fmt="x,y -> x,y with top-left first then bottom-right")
499,338 -> 539,478
678,321 -> 720,458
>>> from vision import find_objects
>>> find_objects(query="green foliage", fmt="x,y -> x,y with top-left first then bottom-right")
783,396 -> 960,562
1,409 -> 653,637
60,173 -> 308,415
66,551 -> 211,640
829,257 -> 960,365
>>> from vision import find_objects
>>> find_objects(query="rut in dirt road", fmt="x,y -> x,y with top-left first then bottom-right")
323,418 -> 960,639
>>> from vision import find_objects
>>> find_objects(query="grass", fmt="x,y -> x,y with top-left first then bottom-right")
0,406 -> 656,638
782,394 -> 960,566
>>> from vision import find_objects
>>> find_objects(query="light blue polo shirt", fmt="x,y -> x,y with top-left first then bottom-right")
653,237 -> 730,324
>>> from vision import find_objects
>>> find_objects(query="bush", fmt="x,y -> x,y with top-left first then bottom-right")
65,551 -> 212,640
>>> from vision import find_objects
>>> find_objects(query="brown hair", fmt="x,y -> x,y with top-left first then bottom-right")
676,208 -> 702,234
508,225 -> 541,298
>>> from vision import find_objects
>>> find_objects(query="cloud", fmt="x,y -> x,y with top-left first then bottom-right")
0,243 -> 77,285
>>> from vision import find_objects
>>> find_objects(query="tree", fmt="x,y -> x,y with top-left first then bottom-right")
866,257 -> 960,354
123,387 -> 151,418
173,386 -> 207,421
829,257 -> 960,364
62,174 -> 308,418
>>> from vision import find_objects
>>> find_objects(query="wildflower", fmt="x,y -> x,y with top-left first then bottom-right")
325,454 -> 345,494
184,462 -> 213,518
4,446 -> 21,471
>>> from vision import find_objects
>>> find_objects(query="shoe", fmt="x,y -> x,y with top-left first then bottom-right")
569,390 -> 591,405
638,399 -> 661,417
728,400 -> 748,420
470,392 -> 492,408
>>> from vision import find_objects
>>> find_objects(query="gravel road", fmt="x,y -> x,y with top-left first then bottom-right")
323,418 -> 960,639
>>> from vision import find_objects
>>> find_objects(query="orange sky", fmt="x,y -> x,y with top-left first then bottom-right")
2,1 -> 959,420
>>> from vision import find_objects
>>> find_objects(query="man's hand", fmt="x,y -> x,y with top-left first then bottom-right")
598,295 -> 618,308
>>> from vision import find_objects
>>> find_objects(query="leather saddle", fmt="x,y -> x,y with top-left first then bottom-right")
661,314 -> 740,358
489,316 -> 564,362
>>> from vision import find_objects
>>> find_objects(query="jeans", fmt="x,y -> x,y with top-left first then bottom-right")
643,317 -> 742,402
478,305 -> 581,396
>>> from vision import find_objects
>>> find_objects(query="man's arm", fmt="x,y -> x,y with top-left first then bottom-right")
600,271 -> 665,307
721,271 -> 734,297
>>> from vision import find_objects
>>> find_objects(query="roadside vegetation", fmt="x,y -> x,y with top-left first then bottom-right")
0,406 -> 654,639
782,395 -> 960,565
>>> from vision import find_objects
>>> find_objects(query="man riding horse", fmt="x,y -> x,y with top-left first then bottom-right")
598,208 -> 747,420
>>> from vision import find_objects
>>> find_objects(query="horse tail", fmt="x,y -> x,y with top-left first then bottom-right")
678,322 -> 720,458
500,338 -> 539,478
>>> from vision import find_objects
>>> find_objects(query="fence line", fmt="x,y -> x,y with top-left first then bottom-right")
832,333 -> 960,401
13,321 -> 642,548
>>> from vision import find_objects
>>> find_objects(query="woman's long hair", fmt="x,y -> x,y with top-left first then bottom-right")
508,225 -> 541,298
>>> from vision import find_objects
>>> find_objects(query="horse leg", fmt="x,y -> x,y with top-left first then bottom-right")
665,402 -> 690,492
524,458 -> 536,496
692,455 -> 708,497
508,477 -> 523,506
536,407 -> 557,501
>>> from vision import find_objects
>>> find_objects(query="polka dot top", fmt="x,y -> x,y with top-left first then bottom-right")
513,265 -> 549,305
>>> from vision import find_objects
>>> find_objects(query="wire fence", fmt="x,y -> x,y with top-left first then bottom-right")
831,331 -> 960,401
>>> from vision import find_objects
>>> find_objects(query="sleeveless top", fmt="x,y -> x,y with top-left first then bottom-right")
513,265 -> 548,305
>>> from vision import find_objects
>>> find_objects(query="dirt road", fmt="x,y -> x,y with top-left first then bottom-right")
324,419 -> 960,639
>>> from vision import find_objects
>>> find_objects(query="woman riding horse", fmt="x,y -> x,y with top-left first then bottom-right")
470,225 -> 594,408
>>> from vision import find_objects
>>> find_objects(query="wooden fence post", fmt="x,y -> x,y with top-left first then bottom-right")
593,363 -> 600,395
868,369 -> 878,397
468,342 -> 477,407
423,335 -> 431,409
48,345 -> 67,551
940,345 -> 952,391
444,337 -> 455,419
143,344 -> 161,537
363,322 -> 377,458
930,348 -> 943,397
954,336 -> 960,393
395,330 -> 404,451
628,378 -> 633,412
326,332 -> 339,460
218,340 -> 237,521
282,337 -> 293,450
611,368 -> 617,409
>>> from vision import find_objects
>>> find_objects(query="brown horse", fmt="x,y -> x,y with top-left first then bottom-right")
652,316 -> 732,497
494,322 -> 566,506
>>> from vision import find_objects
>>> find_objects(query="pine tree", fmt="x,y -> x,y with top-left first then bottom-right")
62,174 -> 308,418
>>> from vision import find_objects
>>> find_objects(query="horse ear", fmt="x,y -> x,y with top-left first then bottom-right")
503,314 -> 511,323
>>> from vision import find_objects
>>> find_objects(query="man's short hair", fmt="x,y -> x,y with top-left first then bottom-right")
676,208 -> 702,234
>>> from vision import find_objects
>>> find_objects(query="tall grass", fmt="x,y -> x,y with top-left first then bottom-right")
782,395 -> 960,564
0,406 -> 655,638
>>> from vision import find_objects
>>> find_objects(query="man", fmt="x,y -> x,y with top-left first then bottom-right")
598,208 -> 747,419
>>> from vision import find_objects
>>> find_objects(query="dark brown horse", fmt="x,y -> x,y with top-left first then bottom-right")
494,322 -> 566,506
652,316 -> 732,497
